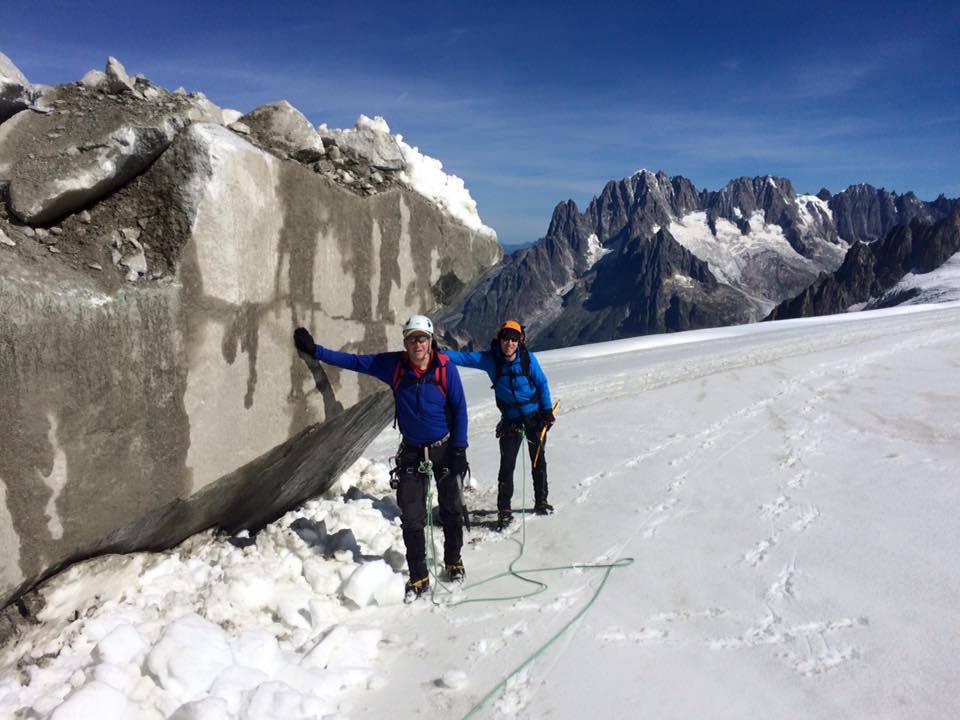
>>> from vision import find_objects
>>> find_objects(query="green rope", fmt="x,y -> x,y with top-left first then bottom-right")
419,457 -> 455,599
417,428 -> 634,718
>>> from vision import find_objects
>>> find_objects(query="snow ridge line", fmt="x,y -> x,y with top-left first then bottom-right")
553,313 -> 960,417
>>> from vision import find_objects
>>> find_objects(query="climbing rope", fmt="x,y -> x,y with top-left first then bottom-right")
417,426 -> 635,718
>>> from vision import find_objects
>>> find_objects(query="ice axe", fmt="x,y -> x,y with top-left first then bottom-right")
533,400 -> 559,469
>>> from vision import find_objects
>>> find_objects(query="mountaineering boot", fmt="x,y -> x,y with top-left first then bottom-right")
403,577 -> 430,603
534,501 -> 554,516
496,511 -> 513,531
445,560 -> 465,583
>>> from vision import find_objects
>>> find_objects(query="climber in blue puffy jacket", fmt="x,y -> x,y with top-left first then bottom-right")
444,320 -> 555,528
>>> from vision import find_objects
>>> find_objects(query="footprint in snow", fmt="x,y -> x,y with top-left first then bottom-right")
597,625 -> 669,645
790,506 -> 820,532
759,495 -> 791,519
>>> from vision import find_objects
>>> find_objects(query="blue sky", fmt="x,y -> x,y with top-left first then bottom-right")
3,1 -> 958,247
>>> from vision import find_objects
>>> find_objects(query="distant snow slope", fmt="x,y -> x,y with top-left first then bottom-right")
668,209 -> 811,287
871,251 -> 960,307
4,303 -> 959,719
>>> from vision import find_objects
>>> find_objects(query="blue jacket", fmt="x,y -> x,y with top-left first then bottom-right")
444,342 -> 552,421
313,346 -> 468,448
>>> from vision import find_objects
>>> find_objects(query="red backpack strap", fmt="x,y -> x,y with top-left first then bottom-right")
392,355 -> 405,393
434,352 -> 449,398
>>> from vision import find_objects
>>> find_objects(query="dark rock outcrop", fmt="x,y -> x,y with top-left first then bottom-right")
534,228 -> 754,349
766,211 -> 960,320
827,184 -> 960,245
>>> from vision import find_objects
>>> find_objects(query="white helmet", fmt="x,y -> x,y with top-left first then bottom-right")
402,314 -> 434,338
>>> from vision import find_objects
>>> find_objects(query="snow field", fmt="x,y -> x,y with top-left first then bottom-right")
3,303 -> 960,719
667,209 -> 815,289
360,304 -> 960,719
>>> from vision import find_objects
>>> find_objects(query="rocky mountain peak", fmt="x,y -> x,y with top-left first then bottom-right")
545,198 -> 582,239
439,169 -> 960,351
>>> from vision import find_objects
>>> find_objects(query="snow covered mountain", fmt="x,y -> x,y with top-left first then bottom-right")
3,303 -> 959,719
437,172 -> 960,350
768,210 -> 960,320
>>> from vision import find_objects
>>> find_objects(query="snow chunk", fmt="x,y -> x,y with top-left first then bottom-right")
49,681 -> 132,720
93,623 -> 149,665
243,681 -> 332,720
301,624 -> 382,670
318,116 -> 494,236
341,560 -> 403,607
169,697 -> 230,720
146,613 -> 233,700
440,669 -> 469,689
396,134 -> 496,237
356,113 -> 390,133
231,629 -> 284,676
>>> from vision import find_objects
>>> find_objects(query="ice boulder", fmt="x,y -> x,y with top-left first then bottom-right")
0,51 -> 34,123
340,560 -> 403,607
240,100 -> 325,162
1,109 -> 500,614
105,56 -> 136,93
320,114 -> 405,171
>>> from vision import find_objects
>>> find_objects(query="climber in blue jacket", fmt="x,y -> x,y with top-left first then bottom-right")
444,320 -> 555,529
294,315 -> 468,602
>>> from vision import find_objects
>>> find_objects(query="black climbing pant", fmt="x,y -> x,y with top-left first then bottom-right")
395,439 -> 464,581
496,414 -> 548,513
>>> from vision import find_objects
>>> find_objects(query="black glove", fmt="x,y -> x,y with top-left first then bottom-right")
293,327 -> 316,356
539,408 -> 556,430
449,447 -> 469,478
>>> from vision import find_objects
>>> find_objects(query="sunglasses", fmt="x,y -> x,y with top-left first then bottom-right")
498,333 -> 521,343
405,335 -> 431,345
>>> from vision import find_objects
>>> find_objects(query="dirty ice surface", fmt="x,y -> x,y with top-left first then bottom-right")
3,303 -> 960,719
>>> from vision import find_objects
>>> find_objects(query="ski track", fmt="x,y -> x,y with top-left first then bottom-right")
545,317 -> 959,683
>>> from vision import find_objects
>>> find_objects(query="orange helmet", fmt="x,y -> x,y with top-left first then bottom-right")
497,320 -> 524,342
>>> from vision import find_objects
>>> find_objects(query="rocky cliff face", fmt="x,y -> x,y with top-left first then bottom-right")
824,184 -> 960,245
533,228 -> 754,348
439,170 -> 959,350
767,211 -> 960,320
0,56 -> 500,610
